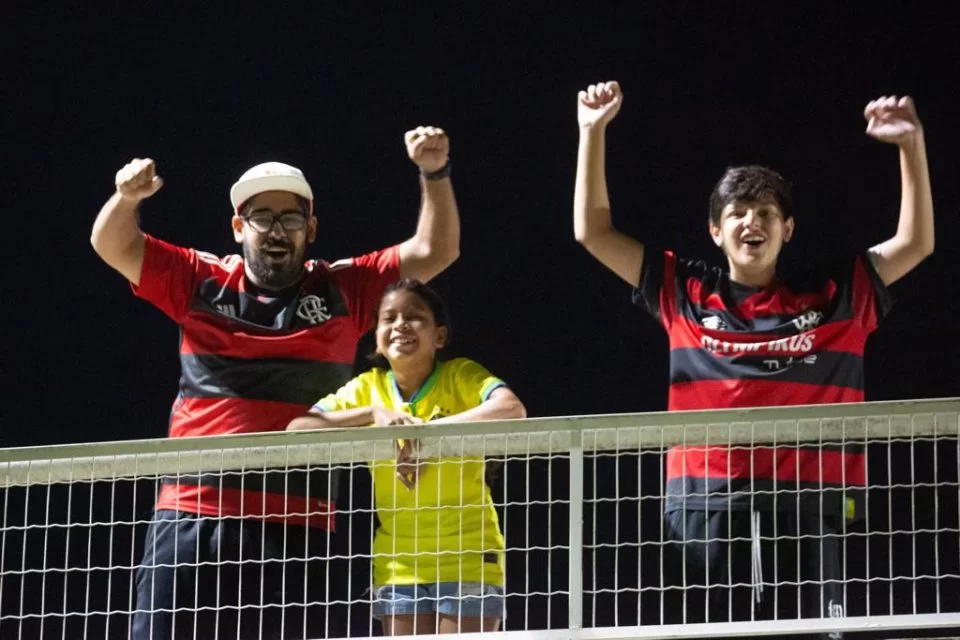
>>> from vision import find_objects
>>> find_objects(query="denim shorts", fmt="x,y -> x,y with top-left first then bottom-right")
372,582 -> 505,618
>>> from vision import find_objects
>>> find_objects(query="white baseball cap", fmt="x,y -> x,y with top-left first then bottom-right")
230,162 -> 314,214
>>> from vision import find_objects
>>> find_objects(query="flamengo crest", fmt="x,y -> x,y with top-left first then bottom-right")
296,295 -> 332,325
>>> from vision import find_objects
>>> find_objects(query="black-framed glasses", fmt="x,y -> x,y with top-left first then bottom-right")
242,211 -> 308,233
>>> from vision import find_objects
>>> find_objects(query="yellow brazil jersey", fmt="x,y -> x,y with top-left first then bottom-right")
313,357 -> 507,587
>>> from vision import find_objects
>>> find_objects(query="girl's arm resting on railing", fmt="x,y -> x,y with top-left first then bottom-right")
430,387 -> 527,424
287,407 -> 422,431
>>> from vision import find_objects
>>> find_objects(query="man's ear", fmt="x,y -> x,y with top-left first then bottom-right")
306,216 -> 317,243
231,215 -> 244,244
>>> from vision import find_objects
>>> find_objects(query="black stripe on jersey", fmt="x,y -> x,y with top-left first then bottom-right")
162,466 -> 339,500
179,354 -> 354,405
664,477 -> 859,519
191,276 -> 350,331
669,347 -> 865,390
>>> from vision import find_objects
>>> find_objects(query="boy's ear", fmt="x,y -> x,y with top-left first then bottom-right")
709,221 -> 723,248
784,216 -> 795,243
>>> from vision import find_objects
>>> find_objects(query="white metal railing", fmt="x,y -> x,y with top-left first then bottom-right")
1,397 -> 959,638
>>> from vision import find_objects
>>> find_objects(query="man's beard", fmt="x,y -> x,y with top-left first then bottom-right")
243,238 -> 306,290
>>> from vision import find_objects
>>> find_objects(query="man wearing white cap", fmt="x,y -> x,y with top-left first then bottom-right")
91,127 -> 459,638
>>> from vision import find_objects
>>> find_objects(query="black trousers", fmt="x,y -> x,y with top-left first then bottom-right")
666,508 -> 844,640
133,510 -> 342,640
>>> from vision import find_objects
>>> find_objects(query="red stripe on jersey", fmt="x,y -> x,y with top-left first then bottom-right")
669,379 -> 864,410
666,446 -> 865,486
169,396 -> 308,437
155,485 -> 335,529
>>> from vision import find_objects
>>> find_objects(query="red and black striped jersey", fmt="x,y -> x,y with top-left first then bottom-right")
633,249 -> 893,516
133,234 -> 400,527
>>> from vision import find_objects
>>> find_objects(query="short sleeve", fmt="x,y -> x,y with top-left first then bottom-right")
131,235 -> 215,323
333,245 -> 402,333
783,251 -> 893,331
631,248 -> 687,329
849,252 -> 894,330
311,374 -> 371,413
450,358 -> 508,407
631,247 -> 667,319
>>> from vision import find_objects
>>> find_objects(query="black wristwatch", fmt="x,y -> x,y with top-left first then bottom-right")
420,160 -> 452,181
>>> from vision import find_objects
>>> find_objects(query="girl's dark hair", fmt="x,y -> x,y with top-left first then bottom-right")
368,279 -> 452,365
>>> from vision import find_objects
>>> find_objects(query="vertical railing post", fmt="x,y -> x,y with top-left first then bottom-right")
568,429 -> 584,632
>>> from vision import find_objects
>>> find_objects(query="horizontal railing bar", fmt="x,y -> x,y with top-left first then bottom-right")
369,613 -> 960,640
0,398 -> 956,488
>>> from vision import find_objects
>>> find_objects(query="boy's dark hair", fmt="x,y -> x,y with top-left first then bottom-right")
708,165 -> 793,226
368,278 -> 452,365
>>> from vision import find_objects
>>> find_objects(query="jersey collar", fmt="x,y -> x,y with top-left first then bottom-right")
387,361 -> 441,409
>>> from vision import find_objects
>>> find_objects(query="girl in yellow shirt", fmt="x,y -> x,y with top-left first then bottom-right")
288,279 -> 526,635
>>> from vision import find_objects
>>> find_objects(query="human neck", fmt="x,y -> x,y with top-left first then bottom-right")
392,358 -> 436,401
727,262 -> 777,288
244,268 -> 302,294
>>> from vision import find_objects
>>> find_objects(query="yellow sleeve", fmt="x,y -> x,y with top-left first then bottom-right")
450,358 -> 508,407
310,373 -> 373,413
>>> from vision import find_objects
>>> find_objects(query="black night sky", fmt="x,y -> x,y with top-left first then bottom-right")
2,4 -> 959,638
